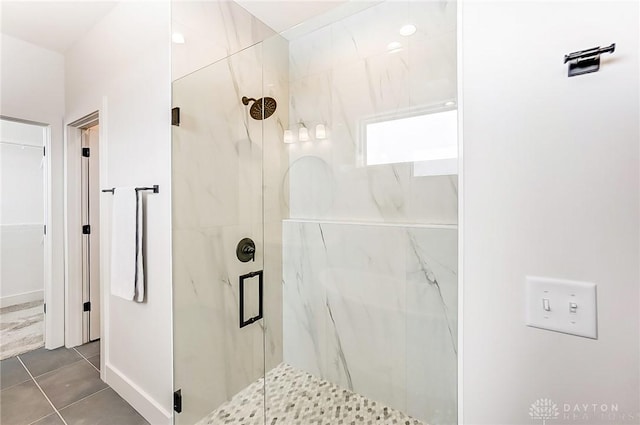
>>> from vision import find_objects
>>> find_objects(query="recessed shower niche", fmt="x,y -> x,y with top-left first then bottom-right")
171,1 -> 458,424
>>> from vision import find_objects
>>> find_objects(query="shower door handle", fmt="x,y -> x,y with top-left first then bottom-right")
239,270 -> 263,328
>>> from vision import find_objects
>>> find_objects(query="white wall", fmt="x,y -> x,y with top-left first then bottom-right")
65,2 -> 173,423
0,34 -> 65,347
461,1 -> 639,424
0,120 -> 45,306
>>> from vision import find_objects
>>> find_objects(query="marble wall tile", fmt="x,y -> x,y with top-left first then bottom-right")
286,150 -> 335,219
262,35 -> 290,372
289,25 -> 332,82
172,44 -> 263,232
405,226 -> 458,425
282,221 -> 328,378
282,219 -> 457,424
331,48 -> 411,121
330,1 -> 410,68
408,35 -> 457,107
286,0 -> 459,225
409,0 -> 457,43
289,71 -> 332,132
172,0 -> 275,81
172,227 -> 264,425
320,223 -> 407,410
173,41 -> 290,424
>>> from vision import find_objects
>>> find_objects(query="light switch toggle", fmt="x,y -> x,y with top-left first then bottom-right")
569,302 -> 578,313
526,276 -> 597,339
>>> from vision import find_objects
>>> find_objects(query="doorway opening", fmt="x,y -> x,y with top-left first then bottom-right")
66,112 -> 101,347
0,116 -> 51,359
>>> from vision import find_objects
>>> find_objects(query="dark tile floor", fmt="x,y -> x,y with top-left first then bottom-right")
0,341 -> 149,425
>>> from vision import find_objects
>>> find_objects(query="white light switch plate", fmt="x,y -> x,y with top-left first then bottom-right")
526,276 -> 598,339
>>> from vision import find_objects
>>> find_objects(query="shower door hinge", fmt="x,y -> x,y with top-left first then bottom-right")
172,107 -> 180,126
83,302 -> 91,312
173,389 -> 182,413
43,146 -> 46,156
82,225 -> 91,235
44,225 -> 46,235
82,147 -> 90,157
44,304 -> 46,314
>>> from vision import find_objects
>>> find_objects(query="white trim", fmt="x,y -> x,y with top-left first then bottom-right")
105,362 -> 172,425
98,96 -> 109,383
64,123 -> 84,348
282,218 -> 457,229
0,290 -> 44,308
457,1 -> 465,424
45,120 -> 64,349
64,111 -> 100,348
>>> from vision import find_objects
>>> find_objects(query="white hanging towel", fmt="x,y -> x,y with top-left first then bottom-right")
110,187 -> 145,302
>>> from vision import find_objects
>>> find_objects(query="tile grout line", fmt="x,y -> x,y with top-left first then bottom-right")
30,357 -> 88,380
17,356 -> 69,425
72,347 -> 100,373
56,386 -> 111,413
0,359 -> 34,392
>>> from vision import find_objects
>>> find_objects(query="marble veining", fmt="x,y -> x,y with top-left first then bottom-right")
287,0 -> 458,225
173,34 -> 290,425
407,232 -> 457,355
172,0 -> 275,81
172,42 -> 266,425
283,220 -> 457,425
172,2 -> 457,425
0,300 -> 44,360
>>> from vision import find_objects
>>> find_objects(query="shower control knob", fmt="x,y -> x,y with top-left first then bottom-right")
236,238 -> 256,262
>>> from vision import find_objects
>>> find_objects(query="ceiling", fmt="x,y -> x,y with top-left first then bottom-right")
0,0 -> 347,54
0,1 -> 118,53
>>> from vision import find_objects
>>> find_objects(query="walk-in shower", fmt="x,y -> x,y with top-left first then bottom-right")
172,1 -> 458,424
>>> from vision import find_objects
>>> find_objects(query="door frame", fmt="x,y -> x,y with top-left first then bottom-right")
65,111 -> 100,348
42,123 -> 55,349
82,125 -> 101,342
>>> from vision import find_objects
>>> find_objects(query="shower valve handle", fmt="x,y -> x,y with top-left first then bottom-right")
236,238 -> 256,262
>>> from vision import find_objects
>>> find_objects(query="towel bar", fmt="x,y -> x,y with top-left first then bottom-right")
102,185 -> 160,194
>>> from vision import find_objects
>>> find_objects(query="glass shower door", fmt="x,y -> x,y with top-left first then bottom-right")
172,43 -> 267,425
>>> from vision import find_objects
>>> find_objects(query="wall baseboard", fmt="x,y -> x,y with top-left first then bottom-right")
0,290 -> 44,308
104,363 -> 172,425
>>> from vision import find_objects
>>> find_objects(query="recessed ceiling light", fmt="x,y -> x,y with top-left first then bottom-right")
444,101 -> 456,107
172,33 -> 185,44
387,41 -> 403,53
399,24 -> 417,37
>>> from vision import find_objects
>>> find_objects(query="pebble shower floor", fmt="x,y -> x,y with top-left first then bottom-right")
197,363 -> 425,425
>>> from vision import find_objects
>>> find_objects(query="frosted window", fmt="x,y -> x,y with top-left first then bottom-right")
365,109 -> 458,175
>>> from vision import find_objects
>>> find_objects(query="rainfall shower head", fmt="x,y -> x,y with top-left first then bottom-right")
242,96 -> 277,120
